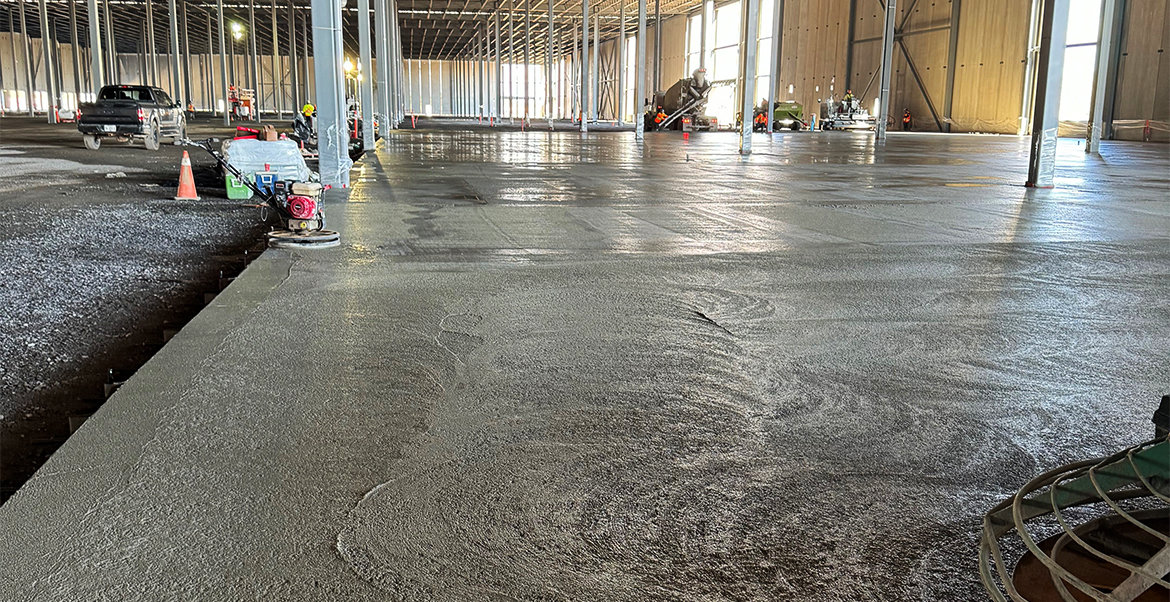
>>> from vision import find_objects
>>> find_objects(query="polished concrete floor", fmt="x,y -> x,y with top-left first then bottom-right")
1,130 -> 1167,601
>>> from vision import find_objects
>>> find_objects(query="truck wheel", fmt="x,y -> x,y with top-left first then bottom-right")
174,119 -> 187,145
144,121 -> 161,151
83,135 -> 101,150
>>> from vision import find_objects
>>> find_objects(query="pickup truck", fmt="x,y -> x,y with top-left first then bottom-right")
78,85 -> 187,151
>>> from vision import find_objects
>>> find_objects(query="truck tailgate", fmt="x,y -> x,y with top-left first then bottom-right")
79,101 -> 141,126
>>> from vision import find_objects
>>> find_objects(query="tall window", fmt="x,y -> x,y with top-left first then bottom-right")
624,36 -> 637,120
705,0 -> 741,125
1059,0 -> 1103,121
686,13 -> 703,75
504,64 -> 548,118
681,0 -> 782,125
755,0 -> 776,108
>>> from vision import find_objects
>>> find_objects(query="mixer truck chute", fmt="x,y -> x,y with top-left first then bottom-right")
644,68 -> 719,132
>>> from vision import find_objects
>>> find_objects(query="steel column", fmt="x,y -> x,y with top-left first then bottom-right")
0,13 -> 7,103
51,16 -> 65,108
1,10 -> 9,102
1100,0 -> 1126,140
1086,0 -> 1117,153
270,0 -> 280,117
103,0 -> 116,81
248,0 -> 259,120
358,0 -> 374,144
288,1 -> 300,110
37,0 -> 58,121
524,0 -> 531,119
485,29 -> 491,118
19,0 -> 34,116
204,12 -> 211,108
845,0 -> 856,90
217,0 -> 229,123
182,2 -> 193,107
617,1 -> 625,124
140,23 -> 148,85
9,8 -> 19,112
84,0 -> 104,94
592,12 -> 598,121
311,0 -> 351,186
482,31 -> 488,119
875,0 -> 896,141
766,0 -> 783,132
374,0 -> 389,135
700,0 -> 708,68
496,7 -> 503,121
389,0 -> 403,123
635,0 -> 645,140
1018,0 -> 1043,136
228,19 -> 237,96
570,21 -> 577,120
546,0 -> 554,125
206,12 -> 214,110
146,0 -> 158,85
580,0 -> 588,130
68,0 -> 81,106
168,0 -> 181,97
652,0 -> 660,92
737,0 -> 758,153
302,6 -> 311,106
506,0 -> 514,118
1026,0 -> 1070,188
942,0 -> 960,132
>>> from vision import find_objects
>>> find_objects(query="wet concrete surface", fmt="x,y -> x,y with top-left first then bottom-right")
0,117 -> 268,499
0,128 -> 1167,600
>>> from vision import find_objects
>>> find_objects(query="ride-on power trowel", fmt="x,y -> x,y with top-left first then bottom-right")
184,138 -> 340,249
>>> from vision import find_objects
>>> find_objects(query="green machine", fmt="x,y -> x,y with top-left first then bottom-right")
751,100 -> 806,131
772,101 -> 805,130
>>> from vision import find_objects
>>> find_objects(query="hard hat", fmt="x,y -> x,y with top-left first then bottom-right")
302,103 -> 315,116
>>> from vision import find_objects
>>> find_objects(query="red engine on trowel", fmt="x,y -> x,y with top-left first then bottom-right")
270,179 -> 323,231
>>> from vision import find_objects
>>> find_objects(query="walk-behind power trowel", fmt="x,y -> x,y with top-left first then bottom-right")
184,138 -> 341,249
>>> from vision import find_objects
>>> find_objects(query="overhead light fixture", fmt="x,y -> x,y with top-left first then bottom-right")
343,58 -> 355,72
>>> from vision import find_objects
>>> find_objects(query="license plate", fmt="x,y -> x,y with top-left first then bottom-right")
101,125 -> 116,132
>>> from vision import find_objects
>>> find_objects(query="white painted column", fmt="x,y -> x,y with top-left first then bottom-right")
311,0 -> 353,186
635,0 -> 646,140
737,0 -> 759,153
875,0 -> 896,141
1026,0 -> 1071,188
1086,0 -> 1116,154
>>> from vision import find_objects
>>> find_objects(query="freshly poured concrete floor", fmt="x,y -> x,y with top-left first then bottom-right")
1,131 -> 1167,600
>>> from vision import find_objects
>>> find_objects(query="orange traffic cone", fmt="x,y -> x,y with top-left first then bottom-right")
175,150 -> 200,200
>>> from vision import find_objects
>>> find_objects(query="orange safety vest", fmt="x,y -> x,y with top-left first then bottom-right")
654,111 -> 666,124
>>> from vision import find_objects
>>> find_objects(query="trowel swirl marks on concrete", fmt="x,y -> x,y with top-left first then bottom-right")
334,285 -> 792,600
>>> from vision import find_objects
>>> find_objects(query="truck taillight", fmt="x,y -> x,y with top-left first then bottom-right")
137,108 -> 146,121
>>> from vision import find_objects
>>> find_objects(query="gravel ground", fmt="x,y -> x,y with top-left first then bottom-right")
0,116 -> 267,499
